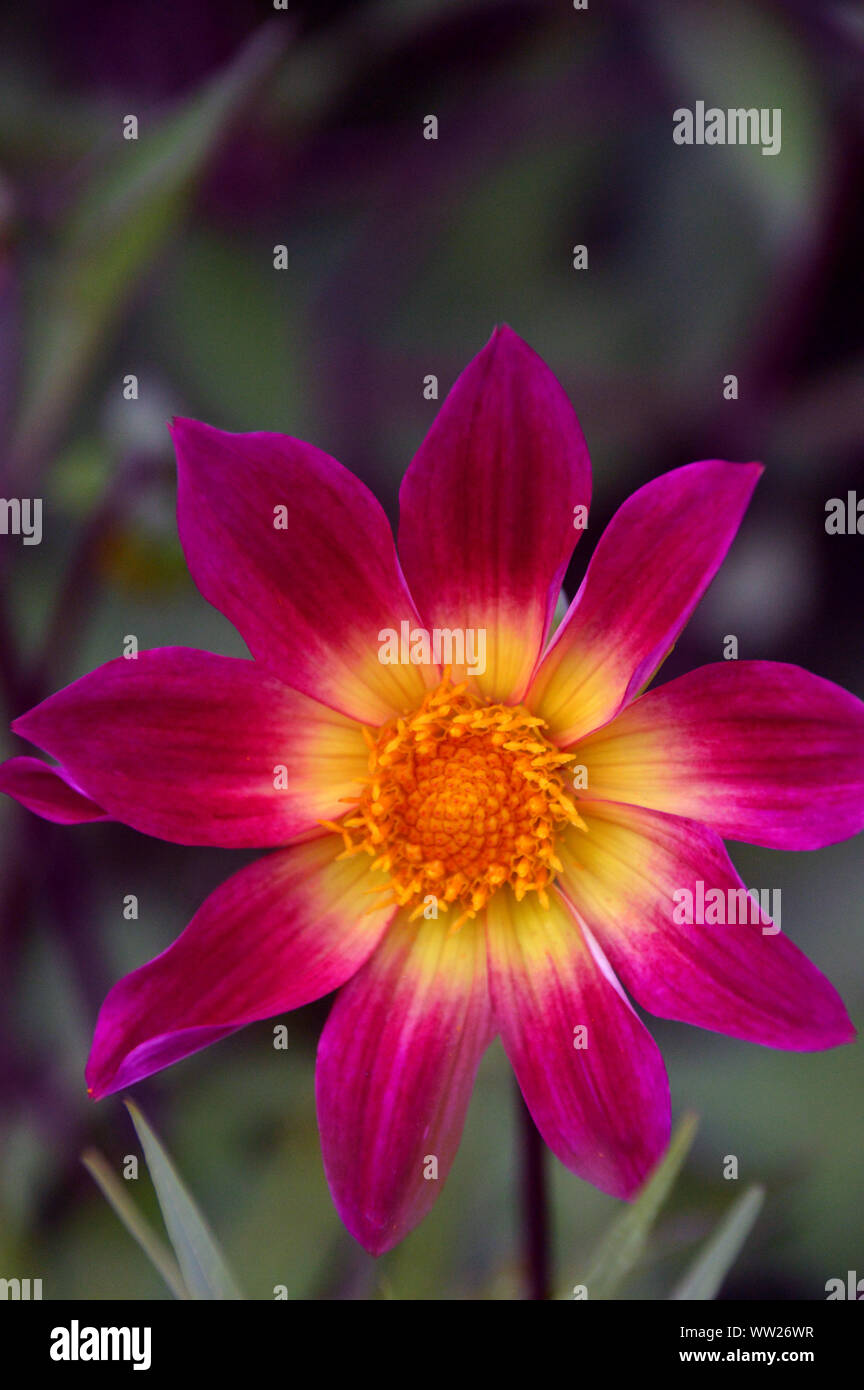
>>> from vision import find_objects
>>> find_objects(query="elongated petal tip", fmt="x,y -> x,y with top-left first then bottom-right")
487,891 -> 671,1200
86,840 -> 395,1097
10,648 -> 370,848
527,457 -> 763,743
316,915 -> 493,1254
834,1015 -> 857,1047
171,416 -> 431,723
579,661 -> 864,850
488,321 -> 528,348
0,755 -> 110,824
398,325 -> 591,701
167,415 -> 221,449
560,801 -> 857,1052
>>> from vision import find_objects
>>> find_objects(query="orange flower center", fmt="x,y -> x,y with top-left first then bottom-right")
327,675 -> 585,929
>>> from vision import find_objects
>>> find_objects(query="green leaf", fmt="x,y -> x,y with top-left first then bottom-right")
10,24 -> 284,481
574,1112 -> 699,1300
82,1148 -> 189,1300
670,1184 -> 765,1301
125,1100 -> 243,1300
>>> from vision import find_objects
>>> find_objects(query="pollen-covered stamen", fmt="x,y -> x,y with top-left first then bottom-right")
326,674 -> 586,929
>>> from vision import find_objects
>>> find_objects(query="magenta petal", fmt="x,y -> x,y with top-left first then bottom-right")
12,647 -> 369,847
316,915 -> 493,1254
560,801 -> 854,1050
398,325 -> 592,701
172,418 -> 431,724
486,889 -> 670,1199
86,837 -> 394,1097
0,755 -> 110,823
527,460 -> 762,744
579,661 -> 864,850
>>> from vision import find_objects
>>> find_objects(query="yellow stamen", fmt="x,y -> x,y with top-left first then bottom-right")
327,673 -> 585,926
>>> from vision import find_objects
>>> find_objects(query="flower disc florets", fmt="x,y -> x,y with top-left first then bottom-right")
327,675 -> 585,929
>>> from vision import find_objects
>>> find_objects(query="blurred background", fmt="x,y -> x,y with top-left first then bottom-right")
0,0 -> 862,1300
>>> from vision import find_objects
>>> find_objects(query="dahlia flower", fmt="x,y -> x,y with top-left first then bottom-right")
2,327 -> 861,1255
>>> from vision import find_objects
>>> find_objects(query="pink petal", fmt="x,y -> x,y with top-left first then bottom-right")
172,418 -> 432,725
578,661 -> 864,850
398,326 -> 591,701
560,800 -> 854,1049
486,889 -> 670,1199
87,836 -> 394,1097
526,460 -> 761,744
0,755 -> 110,823
316,914 -> 493,1254
12,647 -> 368,847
